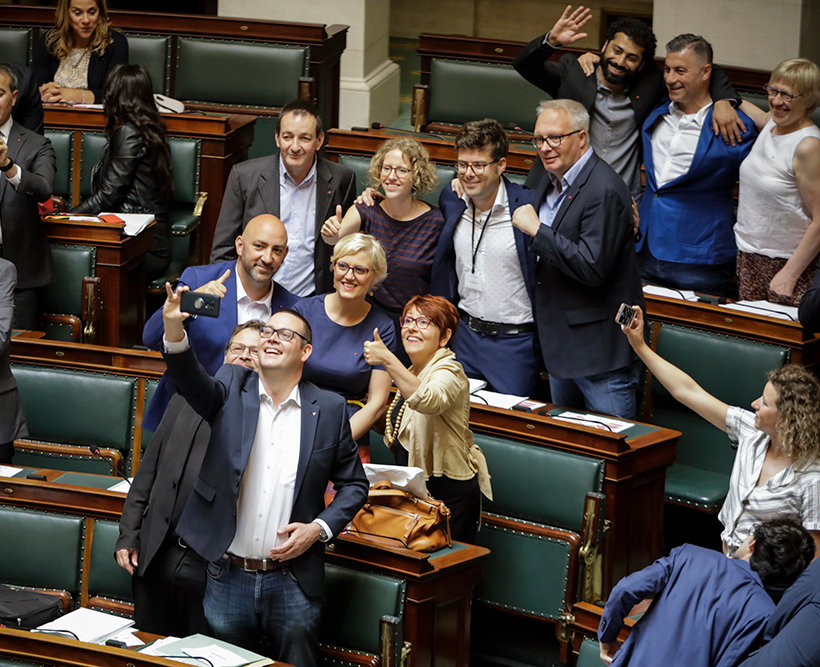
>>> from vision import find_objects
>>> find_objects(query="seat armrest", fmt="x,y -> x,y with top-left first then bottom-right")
579,491 -> 606,605
412,84 -> 428,132
192,191 -> 208,219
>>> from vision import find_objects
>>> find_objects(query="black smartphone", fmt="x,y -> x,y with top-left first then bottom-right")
614,303 -> 636,328
180,290 -> 221,318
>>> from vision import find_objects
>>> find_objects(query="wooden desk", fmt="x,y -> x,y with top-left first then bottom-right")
644,293 -> 820,370
326,128 -> 538,175
467,403 -> 680,594
44,106 -> 256,267
44,217 -> 155,348
328,534 -> 489,667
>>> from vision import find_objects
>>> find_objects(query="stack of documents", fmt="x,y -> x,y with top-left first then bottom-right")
35,608 -> 134,643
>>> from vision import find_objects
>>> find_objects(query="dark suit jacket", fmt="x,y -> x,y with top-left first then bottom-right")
0,258 -> 27,443
142,260 -> 299,431
530,151 -> 643,379
798,267 -> 820,334
167,347 -> 368,599
32,30 -> 129,102
10,62 -> 44,135
431,176 -> 536,311
738,558 -> 820,667
0,120 -> 56,290
600,544 -> 773,667
116,393 -> 210,575
209,156 -> 357,294
638,102 -> 756,265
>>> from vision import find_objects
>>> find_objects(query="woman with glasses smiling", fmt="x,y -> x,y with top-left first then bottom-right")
321,138 -> 444,359
363,294 -> 492,543
735,58 -> 820,306
293,234 -> 396,461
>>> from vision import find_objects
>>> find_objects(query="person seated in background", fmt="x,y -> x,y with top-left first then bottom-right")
7,61 -> 43,134
637,34 -> 756,298
621,305 -> 820,556
32,0 -> 128,106
293,234 -> 395,461
115,320 -> 264,637
738,556 -> 820,667
209,100 -> 357,296
598,518 -> 815,667
142,214 -> 298,431
72,64 -> 172,282
736,58 -> 820,307
362,295 -> 492,543
321,136 -> 445,360
0,259 -> 28,465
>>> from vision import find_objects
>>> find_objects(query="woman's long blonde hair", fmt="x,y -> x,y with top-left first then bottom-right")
45,0 -> 113,61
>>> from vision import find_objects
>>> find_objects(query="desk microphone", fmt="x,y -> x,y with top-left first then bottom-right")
506,122 -> 534,135
369,122 -> 448,141
89,447 -> 131,486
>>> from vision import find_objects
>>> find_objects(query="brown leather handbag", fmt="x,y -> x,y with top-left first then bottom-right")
349,481 -> 452,552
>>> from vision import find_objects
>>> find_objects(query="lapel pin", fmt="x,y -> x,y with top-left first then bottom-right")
312,411 -> 317,416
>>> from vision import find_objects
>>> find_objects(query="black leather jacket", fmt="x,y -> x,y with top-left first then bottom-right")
73,123 -> 170,280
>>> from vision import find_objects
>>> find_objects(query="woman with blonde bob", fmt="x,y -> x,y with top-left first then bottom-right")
33,0 -> 128,105
621,305 -> 820,556
321,137 -> 445,321
736,58 -> 820,305
294,233 -> 396,461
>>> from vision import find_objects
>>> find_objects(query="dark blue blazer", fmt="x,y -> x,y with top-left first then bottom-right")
738,558 -> 820,667
638,102 -> 756,265
600,544 -> 773,667
142,261 -> 299,431
167,346 -> 368,599
431,176 -> 536,309
530,151 -> 643,379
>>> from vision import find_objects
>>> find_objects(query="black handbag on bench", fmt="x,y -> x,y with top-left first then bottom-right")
0,585 -> 62,629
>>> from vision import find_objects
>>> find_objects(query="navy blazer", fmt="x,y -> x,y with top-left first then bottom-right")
738,558 -> 820,667
530,151 -> 643,379
600,544 -> 773,667
142,260 -> 299,431
167,347 -> 368,599
638,101 -> 756,264
431,176 -> 536,311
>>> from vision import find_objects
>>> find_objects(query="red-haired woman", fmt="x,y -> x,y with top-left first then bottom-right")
363,294 -> 492,543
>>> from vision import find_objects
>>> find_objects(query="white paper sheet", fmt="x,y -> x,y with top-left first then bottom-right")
642,284 -> 698,301
550,411 -> 633,433
470,390 -> 527,410
362,463 -> 428,498
0,465 -> 23,478
720,300 -> 799,321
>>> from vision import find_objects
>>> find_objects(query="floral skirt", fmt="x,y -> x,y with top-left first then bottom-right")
736,251 -> 818,307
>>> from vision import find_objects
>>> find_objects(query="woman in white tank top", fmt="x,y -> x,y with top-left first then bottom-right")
736,58 -> 820,306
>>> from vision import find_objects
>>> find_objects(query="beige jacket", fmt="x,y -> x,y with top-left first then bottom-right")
387,347 -> 492,500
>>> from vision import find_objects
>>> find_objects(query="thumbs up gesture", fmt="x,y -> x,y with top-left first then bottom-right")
363,327 -> 392,368
321,205 -> 344,243
199,268 -> 231,298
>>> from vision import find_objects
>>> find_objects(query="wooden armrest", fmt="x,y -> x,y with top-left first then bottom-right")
13,441 -> 123,475
87,597 -> 135,617
33,589 -> 72,612
411,84 -> 428,132
318,645 -> 379,667
51,196 -> 67,213
38,314 -> 82,343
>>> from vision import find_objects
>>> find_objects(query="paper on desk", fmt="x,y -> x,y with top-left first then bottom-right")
107,478 -> 132,493
470,390 -> 527,410
182,644 -> 248,667
468,378 -> 487,394
35,607 -> 134,643
154,634 -> 268,667
109,628 -> 143,647
550,411 -> 633,433
0,465 -> 23,478
642,284 -> 698,301
100,213 -> 155,236
720,300 -> 798,321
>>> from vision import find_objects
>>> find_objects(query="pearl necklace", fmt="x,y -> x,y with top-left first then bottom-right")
384,390 -> 406,446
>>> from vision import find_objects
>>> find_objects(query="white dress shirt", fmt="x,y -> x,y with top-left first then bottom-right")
276,156 -> 318,297
234,263 -> 274,324
651,101 -> 712,188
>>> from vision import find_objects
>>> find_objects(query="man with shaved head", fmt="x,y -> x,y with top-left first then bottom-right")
143,214 -> 300,430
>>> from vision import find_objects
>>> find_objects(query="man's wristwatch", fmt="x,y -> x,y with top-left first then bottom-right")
317,523 -> 330,542
0,158 -> 14,173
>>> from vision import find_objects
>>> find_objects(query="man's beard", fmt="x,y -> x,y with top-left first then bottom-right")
601,59 -> 634,86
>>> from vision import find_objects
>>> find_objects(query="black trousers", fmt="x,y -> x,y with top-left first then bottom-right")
132,535 -> 210,636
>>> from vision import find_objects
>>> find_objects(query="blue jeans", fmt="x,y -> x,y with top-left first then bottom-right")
638,245 -> 735,298
204,559 -> 322,667
549,360 -> 641,420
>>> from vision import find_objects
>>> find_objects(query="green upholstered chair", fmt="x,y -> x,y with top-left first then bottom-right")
79,131 -> 108,202
320,562 -> 407,667
472,434 -> 605,649
125,34 -> 170,95
0,506 -> 84,610
44,129 -> 73,202
576,637 -> 606,667
174,37 -> 310,159
648,323 -> 790,511
38,243 -> 100,343
85,519 -> 134,616
11,365 -> 137,476
0,27 -> 32,64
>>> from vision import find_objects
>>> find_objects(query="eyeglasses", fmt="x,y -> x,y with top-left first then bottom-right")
400,315 -> 433,330
532,130 -> 582,149
455,160 -> 497,175
258,326 -> 310,343
379,165 -> 411,178
228,342 -> 258,357
334,261 -> 372,278
764,85 -> 803,103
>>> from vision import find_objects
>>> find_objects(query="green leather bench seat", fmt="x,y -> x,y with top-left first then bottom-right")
0,27 -> 32,64
38,243 -> 96,343
337,154 -> 457,208
577,637 -> 606,667
79,132 -> 108,199
651,324 -> 789,510
87,519 -> 134,609
428,59 -> 548,130
320,562 -> 405,661
11,365 -> 137,475
0,506 -> 83,605
125,34 -> 170,95
44,129 -> 73,201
